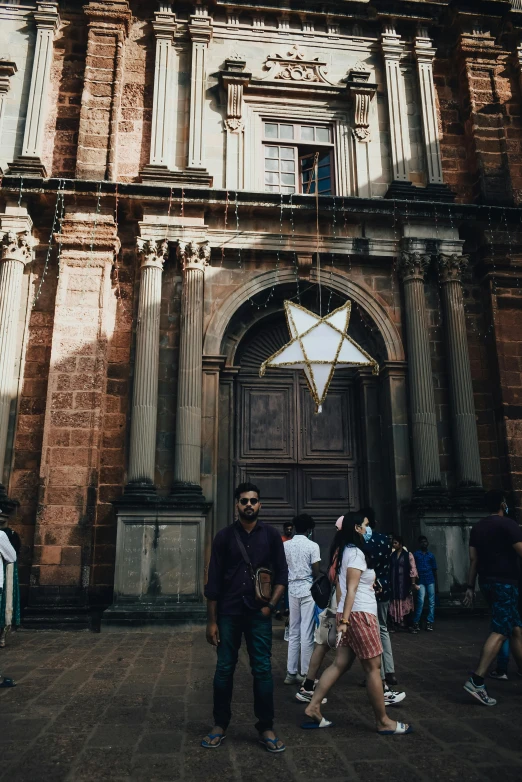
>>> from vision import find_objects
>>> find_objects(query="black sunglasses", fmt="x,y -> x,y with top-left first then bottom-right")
238,497 -> 259,506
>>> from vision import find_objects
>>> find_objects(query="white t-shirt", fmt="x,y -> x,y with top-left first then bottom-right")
0,530 -> 16,591
284,535 -> 321,598
337,545 -> 377,616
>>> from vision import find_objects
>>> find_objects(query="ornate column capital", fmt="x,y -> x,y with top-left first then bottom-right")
34,1 -> 60,31
414,28 -> 436,64
398,251 -> 431,282
347,64 -> 377,143
136,237 -> 169,270
437,253 -> 469,284
1,230 -> 35,266
381,22 -> 405,60
189,12 -> 213,45
177,240 -> 210,271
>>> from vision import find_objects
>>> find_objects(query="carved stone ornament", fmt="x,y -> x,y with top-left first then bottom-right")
347,63 -> 376,143
261,44 -> 333,84
437,253 -> 469,283
136,237 -> 169,269
398,251 -> 431,281
221,58 -> 251,134
177,240 -> 211,269
1,230 -> 35,265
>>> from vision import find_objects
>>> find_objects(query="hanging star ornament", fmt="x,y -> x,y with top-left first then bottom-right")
260,301 -> 378,413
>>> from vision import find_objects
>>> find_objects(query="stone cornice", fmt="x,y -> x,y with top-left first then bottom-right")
0,60 -> 17,95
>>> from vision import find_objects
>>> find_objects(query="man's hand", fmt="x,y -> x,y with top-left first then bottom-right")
206,621 -> 220,646
413,584 -> 420,591
260,605 -> 271,617
463,587 -> 474,608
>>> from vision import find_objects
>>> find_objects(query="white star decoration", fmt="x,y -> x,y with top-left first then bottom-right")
260,301 -> 378,413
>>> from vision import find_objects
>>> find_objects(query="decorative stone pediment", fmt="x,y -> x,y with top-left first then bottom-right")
261,44 -> 333,85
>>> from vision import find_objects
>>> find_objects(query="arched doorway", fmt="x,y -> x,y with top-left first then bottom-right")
214,284 -> 399,560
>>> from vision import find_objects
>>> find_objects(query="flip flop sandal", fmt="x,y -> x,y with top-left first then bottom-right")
300,718 -> 334,730
378,721 -> 413,735
259,736 -> 286,753
0,678 -> 16,688
201,733 -> 226,748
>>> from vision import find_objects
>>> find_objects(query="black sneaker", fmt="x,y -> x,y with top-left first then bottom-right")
426,622 -> 433,631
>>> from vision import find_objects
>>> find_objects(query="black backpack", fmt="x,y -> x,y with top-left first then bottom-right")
311,573 -> 333,609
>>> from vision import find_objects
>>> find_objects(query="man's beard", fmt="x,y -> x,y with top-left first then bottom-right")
238,506 -> 260,523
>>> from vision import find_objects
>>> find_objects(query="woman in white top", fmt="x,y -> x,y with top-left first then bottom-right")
302,512 -> 412,735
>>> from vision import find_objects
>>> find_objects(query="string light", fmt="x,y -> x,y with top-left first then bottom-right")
289,192 -> 300,303
221,189 -> 229,267
33,179 -> 65,308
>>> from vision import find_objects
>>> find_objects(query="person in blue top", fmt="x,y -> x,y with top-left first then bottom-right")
412,536 -> 438,631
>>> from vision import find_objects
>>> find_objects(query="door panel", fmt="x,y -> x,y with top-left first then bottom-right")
238,380 -> 295,462
298,465 -> 358,516
237,464 -> 297,520
299,380 -> 356,462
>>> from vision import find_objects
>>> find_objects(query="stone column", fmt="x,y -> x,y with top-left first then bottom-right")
381,23 -> 413,197
0,206 -> 35,508
0,60 -> 17,174
414,29 -> 444,186
141,2 -> 177,182
438,253 -> 482,487
187,11 -> 212,174
172,240 -> 210,496
126,238 -> 169,493
7,1 -> 60,177
398,247 -> 441,489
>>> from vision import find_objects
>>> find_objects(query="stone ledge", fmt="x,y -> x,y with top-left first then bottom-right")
102,603 -> 207,627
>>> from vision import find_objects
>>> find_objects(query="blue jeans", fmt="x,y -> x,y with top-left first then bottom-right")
414,582 -> 436,624
213,611 -> 273,733
496,638 -> 510,673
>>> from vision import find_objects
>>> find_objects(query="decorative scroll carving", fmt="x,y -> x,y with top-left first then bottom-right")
347,64 -> 377,143
1,230 -> 35,265
220,58 -> 251,134
398,251 -> 431,281
177,240 -> 211,269
136,237 -> 169,269
437,253 -> 470,283
261,44 -> 332,84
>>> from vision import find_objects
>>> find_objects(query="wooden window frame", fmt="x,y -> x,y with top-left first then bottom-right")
262,121 -> 335,196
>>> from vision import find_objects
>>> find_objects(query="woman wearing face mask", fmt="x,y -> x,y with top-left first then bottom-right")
389,535 -> 419,632
283,514 -> 321,685
301,512 -> 412,735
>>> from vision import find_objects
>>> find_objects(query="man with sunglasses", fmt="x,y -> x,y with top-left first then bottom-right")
202,482 -> 288,753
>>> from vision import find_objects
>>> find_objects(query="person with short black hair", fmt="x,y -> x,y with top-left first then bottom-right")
283,514 -> 321,685
463,490 -> 522,706
281,521 -> 294,543
412,536 -> 438,632
202,482 -> 289,752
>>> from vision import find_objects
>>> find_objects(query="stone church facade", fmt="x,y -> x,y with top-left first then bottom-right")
1,0 -> 522,624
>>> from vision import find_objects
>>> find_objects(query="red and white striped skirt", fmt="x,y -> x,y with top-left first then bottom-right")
336,611 -> 383,660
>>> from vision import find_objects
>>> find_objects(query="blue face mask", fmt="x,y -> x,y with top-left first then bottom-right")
362,527 -> 373,542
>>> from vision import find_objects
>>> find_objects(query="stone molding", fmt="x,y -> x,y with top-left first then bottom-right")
381,23 -> 412,186
136,237 -> 169,270
221,58 -> 251,134
437,253 -> 470,284
415,30 -> 445,186
398,251 -> 431,282
177,239 -> 210,271
347,64 -> 377,143
0,60 -> 17,95
261,44 -> 332,84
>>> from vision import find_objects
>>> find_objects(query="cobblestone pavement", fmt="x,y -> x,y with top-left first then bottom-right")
0,616 -> 521,782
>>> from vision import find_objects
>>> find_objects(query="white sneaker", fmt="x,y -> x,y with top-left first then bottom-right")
384,689 -> 406,706
284,626 -> 289,641
284,672 -> 305,685
295,686 -> 327,704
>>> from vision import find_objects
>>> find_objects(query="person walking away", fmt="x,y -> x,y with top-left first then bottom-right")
389,536 -> 419,632
463,490 -> 522,706
490,563 -> 522,680
359,507 -> 405,705
412,536 -> 438,632
0,528 -> 17,687
202,483 -> 288,752
283,514 -> 321,685
276,521 -> 294,631
0,519 -> 21,648
302,512 -> 412,736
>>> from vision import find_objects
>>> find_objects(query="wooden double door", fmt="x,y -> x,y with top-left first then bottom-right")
234,372 -> 360,558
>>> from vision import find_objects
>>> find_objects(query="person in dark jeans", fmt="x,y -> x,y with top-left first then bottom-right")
202,482 -> 288,752
463,490 -> 522,706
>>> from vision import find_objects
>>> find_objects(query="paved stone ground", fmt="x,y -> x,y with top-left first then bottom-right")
0,616 -> 521,782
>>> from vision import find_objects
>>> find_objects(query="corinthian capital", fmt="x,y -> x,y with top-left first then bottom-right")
437,253 -> 469,284
177,240 -> 210,270
1,230 -> 35,265
136,237 -> 169,269
398,251 -> 431,282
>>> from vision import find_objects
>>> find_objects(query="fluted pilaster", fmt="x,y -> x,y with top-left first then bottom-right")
127,238 -> 169,488
399,251 -> 441,489
173,240 -> 210,491
438,254 -> 482,487
0,222 -> 35,500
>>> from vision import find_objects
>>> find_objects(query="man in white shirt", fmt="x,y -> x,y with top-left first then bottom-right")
283,514 -> 321,685
0,527 -> 17,688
